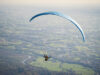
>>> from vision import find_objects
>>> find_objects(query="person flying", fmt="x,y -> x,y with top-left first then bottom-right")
43,54 -> 51,61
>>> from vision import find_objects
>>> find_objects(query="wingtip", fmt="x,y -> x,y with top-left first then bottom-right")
29,19 -> 31,22
83,40 -> 85,42
83,38 -> 85,42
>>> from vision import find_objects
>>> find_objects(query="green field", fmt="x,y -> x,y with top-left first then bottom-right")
30,57 -> 95,75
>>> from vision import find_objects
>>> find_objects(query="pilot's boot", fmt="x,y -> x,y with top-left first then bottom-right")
45,58 -> 48,61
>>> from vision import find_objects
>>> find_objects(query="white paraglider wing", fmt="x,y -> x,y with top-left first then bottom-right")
29,11 -> 85,42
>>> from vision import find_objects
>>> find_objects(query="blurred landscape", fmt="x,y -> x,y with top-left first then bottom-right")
0,6 -> 100,75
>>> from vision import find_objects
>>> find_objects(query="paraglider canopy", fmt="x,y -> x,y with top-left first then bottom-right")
29,11 -> 85,42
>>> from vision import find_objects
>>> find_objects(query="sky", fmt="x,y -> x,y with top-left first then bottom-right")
0,0 -> 100,7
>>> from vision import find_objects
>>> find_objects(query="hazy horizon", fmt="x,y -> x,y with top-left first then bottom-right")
0,0 -> 100,7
